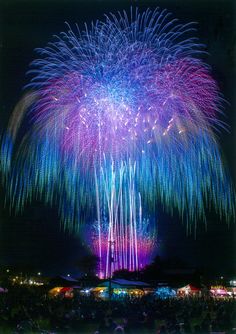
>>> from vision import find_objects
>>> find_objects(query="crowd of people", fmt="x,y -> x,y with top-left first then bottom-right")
0,285 -> 235,333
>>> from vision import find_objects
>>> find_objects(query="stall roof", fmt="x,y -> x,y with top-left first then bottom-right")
99,279 -> 150,288
60,276 -> 78,282
49,275 -> 79,287
178,284 -> 200,291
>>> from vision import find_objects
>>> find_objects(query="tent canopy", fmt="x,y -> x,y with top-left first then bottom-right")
49,276 -> 80,287
99,279 -> 150,289
178,284 -> 200,292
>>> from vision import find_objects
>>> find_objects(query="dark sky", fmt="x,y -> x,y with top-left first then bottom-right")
0,0 -> 235,277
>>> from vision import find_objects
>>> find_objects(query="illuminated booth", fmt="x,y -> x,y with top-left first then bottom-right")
154,286 -> 176,299
177,284 -> 201,296
92,279 -> 151,299
49,286 -> 81,298
210,286 -> 229,297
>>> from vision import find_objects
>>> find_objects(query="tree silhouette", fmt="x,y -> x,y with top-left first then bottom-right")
75,254 -> 99,276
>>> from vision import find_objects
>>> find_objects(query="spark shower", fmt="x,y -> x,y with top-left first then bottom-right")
1,8 -> 234,278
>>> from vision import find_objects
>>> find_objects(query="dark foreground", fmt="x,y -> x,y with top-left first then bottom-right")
0,286 -> 236,333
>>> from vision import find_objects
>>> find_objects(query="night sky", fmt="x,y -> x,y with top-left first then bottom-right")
0,0 -> 235,277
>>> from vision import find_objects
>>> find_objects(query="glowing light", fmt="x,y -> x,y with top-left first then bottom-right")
83,163 -> 157,277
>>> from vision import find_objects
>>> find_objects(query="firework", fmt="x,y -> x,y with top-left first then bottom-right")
84,214 -> 157,278
1,8 -> 234,273
87,160 -> 157,278
85,217 -> 157,279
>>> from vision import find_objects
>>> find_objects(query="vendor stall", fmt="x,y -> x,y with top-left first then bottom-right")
177,284 -> 201,296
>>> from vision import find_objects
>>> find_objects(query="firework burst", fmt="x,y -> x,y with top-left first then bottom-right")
1,7 -> 234,249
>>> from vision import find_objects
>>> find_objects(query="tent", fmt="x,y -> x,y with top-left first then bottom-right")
98,279 -> 150,288
92,279 -> 151,298
226,287 -> 236,297
48,287 -> 64,297
49,275 -> 79,287
49,285 -> 81,298
177,284 -> 201,296
154,286 -> 176,299
210,286 -> 229,297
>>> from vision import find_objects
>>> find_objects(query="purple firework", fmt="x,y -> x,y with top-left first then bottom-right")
0,8 -> 234,241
